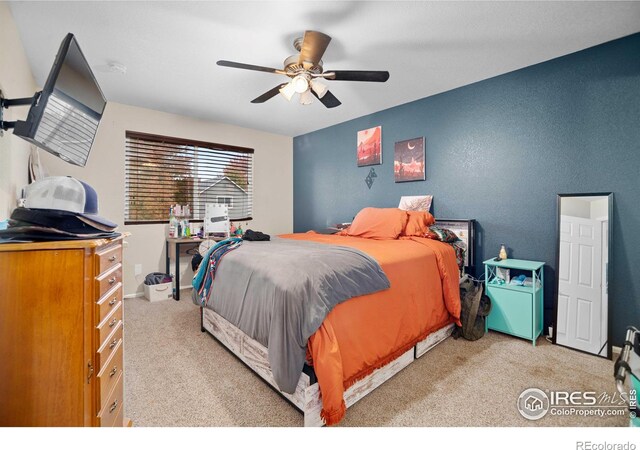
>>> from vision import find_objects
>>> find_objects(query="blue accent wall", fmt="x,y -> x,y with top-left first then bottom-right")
293,33 -> 640,346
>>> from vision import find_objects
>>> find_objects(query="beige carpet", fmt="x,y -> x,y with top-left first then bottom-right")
124,293 -> 626,427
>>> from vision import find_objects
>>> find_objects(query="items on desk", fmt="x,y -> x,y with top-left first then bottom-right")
499,243 -> 508,260
204,204 -> 230,237
172,204 -> 190,218
169,206 -> 177,238
168,203 -> 193,238
230,221 -> 244,237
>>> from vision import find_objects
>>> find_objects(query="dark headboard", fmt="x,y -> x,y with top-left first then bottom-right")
435,218 -> 476,270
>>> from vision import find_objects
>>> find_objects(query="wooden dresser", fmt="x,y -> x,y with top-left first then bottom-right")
0,236 -> 130,426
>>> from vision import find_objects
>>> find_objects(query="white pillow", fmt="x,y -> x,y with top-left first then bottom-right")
398,195 -> 433,212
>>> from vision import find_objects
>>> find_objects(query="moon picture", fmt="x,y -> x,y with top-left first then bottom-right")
394,137 -> 425,182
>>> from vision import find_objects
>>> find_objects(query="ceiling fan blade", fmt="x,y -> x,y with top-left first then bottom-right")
325,70 -> 390,82
311,90 -> 341,108
217,60 -> 282,74
251,84 -> 287,103
298,31 -> 332,69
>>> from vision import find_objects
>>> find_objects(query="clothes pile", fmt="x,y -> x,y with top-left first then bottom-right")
242,229 -> 270,241
192,237 -> 243,306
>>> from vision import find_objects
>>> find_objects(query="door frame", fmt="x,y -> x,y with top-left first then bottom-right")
552,192 -> 613,359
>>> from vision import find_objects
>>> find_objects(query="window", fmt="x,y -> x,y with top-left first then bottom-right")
125,131 -> 253,224
216,196 -> 233,208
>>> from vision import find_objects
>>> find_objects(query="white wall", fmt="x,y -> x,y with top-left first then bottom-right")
0,3 -> 292,297
39,102 -> 293,296
590,197 -> 608,219
0,2 -> 37,218
560,197 -> 590,219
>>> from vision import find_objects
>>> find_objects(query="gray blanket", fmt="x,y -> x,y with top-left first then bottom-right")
195,237 -> 390,393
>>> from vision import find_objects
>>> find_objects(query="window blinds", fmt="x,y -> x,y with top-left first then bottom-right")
125,131 -> 253,224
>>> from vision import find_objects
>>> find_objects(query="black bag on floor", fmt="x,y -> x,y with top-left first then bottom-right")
453,277 -> 492,341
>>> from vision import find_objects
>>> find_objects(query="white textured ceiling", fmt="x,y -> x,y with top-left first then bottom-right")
8,1 -> 640,137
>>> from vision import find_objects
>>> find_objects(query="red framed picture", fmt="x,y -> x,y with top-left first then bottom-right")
357,126 -> 382,166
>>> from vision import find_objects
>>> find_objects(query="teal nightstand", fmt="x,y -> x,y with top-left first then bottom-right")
484,258 -> 544,346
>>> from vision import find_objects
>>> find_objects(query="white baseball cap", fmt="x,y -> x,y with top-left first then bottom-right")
23,176 -> 117,229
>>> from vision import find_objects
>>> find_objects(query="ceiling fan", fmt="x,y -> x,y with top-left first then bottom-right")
217,30 -> 390,108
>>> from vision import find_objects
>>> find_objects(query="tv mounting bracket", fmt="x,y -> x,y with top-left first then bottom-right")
0,89 -> 40,135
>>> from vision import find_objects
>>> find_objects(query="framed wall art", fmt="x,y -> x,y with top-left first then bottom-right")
357,126 -> 382,166
394,137 -> 425,182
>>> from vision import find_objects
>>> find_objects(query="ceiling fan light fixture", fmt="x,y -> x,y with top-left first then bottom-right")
217,30 -> 389,108
310,79 -> 327,98
291,74 -> 310,94
279,82 -> 296,101
299,89 -> 314,105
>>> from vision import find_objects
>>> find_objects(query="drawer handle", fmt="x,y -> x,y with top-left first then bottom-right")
109,339 -> 118,350
109,318 -> 117,328
108,255 -> 117,262
108,277 -> 116,285
109,399 -> 118,413
109,366 -> 118,377
109,297 -> 117,307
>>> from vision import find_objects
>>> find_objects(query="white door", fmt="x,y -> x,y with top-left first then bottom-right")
599,220 -> 608,356
556,215 -> 602,354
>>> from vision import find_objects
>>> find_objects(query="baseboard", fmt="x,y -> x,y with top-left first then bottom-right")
124,287 -> 192,300
612,345 -> 622,360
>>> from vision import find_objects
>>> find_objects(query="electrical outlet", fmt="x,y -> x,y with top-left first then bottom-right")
134,264 -> 142,276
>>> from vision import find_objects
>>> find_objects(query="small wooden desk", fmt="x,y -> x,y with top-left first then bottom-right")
166,237 -> 207,300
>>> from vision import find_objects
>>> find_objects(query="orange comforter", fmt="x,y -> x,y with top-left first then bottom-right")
281,233 -> 461,425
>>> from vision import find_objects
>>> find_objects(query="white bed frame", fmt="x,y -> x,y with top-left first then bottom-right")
198,218 -> 473,426
201,306 -> 454,426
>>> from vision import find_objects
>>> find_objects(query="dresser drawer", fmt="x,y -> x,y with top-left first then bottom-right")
96,264 -> 122,299
96,283 -> 122,325
96,243 -> 122,275
97,339 -> 123,408
97,301 -> 122,346
111,402 -> 124,428
98,371 -> 123,427
97,321 -> 123,370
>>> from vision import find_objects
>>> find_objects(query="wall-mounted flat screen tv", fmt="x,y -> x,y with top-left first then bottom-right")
13,33 -> 106,167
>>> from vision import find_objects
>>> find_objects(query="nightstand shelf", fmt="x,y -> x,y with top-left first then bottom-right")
484,258 -> 544,346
